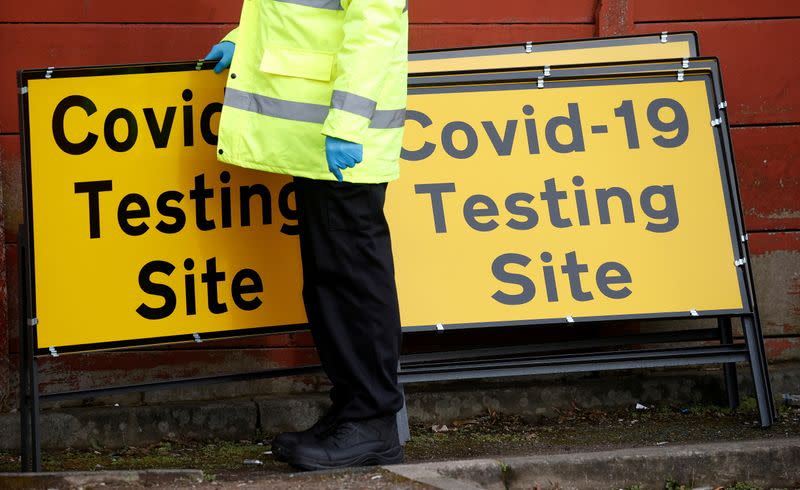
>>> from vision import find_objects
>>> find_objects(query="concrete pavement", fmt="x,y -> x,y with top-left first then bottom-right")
2,438 -> 799,489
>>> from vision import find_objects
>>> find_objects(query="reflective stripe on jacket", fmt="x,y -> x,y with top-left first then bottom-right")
216,0 -> 408,183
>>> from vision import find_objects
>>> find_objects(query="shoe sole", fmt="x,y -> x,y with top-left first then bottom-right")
289,445 -> 404,471
271,443 -> 290,462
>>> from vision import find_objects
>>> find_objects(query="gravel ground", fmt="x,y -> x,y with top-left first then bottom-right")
1,399 -> 798,488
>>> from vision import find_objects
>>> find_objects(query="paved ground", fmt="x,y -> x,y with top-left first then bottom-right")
2,401 -> 799,488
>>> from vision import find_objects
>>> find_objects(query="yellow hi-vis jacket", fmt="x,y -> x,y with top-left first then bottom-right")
216,0 -> 408,183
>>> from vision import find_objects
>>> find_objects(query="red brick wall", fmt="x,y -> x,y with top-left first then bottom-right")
0,0 -> 798,405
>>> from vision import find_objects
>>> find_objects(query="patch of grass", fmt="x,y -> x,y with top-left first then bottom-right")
404,402 -> 800,461
649,396 -> 766,419
0,440 -> 285,475
663,478 -> 764,490
664,478 -> 687,490
737,397 -> 759,415
725,483 -> 762,490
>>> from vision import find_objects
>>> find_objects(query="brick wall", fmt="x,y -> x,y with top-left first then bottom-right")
0,0 -> 798,406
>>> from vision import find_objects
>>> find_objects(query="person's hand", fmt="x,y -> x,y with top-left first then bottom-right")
325,136 -> 363,182
205,41 -> 235,74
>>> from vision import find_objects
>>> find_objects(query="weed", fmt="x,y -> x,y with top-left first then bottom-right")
725,482 -> 761,490
665,478 -> 687,490
737,397 -> 759,414
498,461 -> 511,488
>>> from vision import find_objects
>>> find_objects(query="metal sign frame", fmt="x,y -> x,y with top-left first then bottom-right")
403,57 -> 767,345
15,56 -> 775,473
409,31 -> 699,73
397,59 -> 748,333
396,58 -> 774,430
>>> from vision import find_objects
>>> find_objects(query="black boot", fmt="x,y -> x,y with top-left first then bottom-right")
271,410 -> 339,462
288,414 -> 403,471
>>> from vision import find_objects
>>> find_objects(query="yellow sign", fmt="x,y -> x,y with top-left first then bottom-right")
22,61 -> 744,352
26,70 -> 304,350
392,75 -> 744,327
410,32 -> 698,74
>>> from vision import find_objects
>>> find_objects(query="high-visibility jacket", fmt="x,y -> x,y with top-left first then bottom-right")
216,0 -> 408,183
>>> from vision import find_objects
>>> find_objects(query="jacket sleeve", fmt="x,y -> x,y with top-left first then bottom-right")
321,0 -> 406,144
221,27 -> 239,44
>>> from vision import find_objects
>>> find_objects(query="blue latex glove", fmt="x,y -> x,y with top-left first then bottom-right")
205,41 -> 235,74
325,136 -> 363,182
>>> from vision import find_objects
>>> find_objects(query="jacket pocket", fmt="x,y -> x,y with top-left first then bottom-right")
259,44 -> 335,82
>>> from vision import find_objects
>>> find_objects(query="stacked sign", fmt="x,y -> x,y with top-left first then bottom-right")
18,32 -> 756,353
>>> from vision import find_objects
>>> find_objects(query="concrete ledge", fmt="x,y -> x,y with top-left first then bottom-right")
382,438 -> 800,490
0,400 -> 258,451
388,459 -> 505,490
503,439 -> 800,489
0,469 -> 203,489
256,393 -> 330,435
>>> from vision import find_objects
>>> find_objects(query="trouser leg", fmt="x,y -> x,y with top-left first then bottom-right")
294,177 -> 403,421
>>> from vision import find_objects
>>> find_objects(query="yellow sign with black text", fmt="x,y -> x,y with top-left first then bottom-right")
27,70 -> 304,350
22,61 -> 745,352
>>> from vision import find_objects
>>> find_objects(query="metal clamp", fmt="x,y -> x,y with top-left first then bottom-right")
543,65 -> 551,77
28,317 -> 39,327
682,57 -> 689,69
525,41 -> 533,53
566,316 -> 575,324
718,101 -> 728,110
660,32 -> 669,43
735,258 -> 747,267
48,346 -> 59,357
193,333 -> 203,343
690,309 -> 700,317
45,67 -> 55,79
537,77 -> 544,89
196,60 -> 205,70
19,86 -> 28,95
435,323 -> 445,332
711,118 -> 722,127
677,69 -> 685,82
741,234 -> 749,243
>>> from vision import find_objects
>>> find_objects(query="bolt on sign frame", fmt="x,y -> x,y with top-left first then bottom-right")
409,31 -> 698,74
14,56 -> 774,472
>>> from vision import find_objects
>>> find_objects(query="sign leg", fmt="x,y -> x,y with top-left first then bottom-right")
30,355 -> 42,472
742,315 -> 775,428
396,384 -> 411,446
717,317 -> 739,409
18,226 -> 42,471
18,307 -> 31,472
18,231 -> 32,472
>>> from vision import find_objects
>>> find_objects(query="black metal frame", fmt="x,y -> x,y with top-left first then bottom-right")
396,60 -> 774,424
409,31 -> 699,65
15,55 -> 775,472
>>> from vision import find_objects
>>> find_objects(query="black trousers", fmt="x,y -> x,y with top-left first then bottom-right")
294,177 -> 403,421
